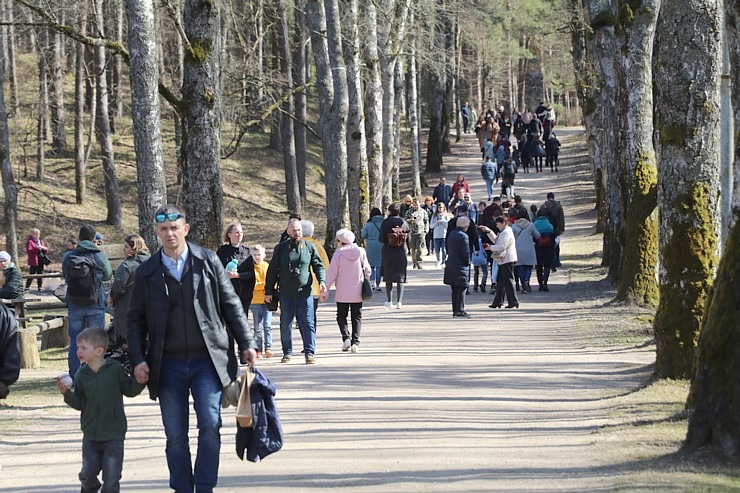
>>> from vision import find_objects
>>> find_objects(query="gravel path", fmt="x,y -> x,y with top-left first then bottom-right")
0,129 -> 655,492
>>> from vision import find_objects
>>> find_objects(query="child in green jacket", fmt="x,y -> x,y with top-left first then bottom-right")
57,327 -> 144,493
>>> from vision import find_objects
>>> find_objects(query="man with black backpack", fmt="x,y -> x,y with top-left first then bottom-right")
62,224 -> 112,376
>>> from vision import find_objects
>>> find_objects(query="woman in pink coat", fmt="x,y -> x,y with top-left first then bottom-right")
324,229 -> 371,353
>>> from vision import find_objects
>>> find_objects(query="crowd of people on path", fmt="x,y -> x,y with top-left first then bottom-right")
1,106 -> 568,492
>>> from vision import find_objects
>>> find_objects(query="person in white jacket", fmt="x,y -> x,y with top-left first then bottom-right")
322,229 -> 371,353
480,217 -> 519,309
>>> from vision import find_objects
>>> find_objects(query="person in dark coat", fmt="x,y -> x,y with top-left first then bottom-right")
216,222 -> 251,297
432,177 -> 452,206
444,217 -> 472,318
0,252 -> 23,301
0,303 -> 19,398
379,203 -> 410,309
127,204 -> 258,493
108,234 -> 150,340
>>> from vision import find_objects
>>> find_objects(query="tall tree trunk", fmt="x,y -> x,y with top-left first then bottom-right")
426,2 -> 448,174
294,0 -> 308,205
306,0 -> 348,256
74,3 -> 88,204
36,39 -> 47,181
109,0 -> 124,133
392,58 -> 402,199
181,0 -> 223,249
678,0 -> 740,462
361,0 -> 383,209
408,14 -> 421,197
4,0 -> 19,122
275,0 -> 300,214
454,18 -> 461,143
94,0 -> 122,227
0,3 -> 18,261
49,26 -> 66,153
125,0 -> 167,249
613,1 -> 660,305
653,0 -> 722,379
343,0 -> 369,236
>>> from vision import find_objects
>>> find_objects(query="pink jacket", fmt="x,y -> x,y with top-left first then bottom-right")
325,244 -> 371,303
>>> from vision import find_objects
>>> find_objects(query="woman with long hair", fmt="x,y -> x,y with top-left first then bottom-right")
109,234 -> 150,340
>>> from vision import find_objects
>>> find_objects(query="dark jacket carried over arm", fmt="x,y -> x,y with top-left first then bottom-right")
235,367 -> 283,462
0,304 -> 19,388
126,243 -> 257,400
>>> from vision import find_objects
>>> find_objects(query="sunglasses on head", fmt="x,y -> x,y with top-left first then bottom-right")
155,212 -> 184,223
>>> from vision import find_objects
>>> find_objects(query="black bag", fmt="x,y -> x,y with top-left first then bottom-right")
265,291 -> 279,312
362,278 -> 373,301
38,252 -> 51,266
66,252 -> 99,305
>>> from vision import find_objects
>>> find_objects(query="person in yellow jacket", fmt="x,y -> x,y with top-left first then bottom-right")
300,220 -> 330,331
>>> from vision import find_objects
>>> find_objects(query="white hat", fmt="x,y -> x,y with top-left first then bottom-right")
335,229 -> 355,245
0,251 -> 10,262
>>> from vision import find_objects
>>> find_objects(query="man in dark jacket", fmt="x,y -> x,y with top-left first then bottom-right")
0,303 -> 19,398
541,192 -> 565,270
265,218 -> 327,365
61,225 -> 113,376
444,216 -> 472,318
127,204 -> 258,493
0,251 -> 24,300
432,177 -> 452,206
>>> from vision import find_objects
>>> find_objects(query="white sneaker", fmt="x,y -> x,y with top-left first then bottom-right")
396,302 -> 403,310
342,339 -> 351,352
384,301 -> 393,309
350,344 -> 359,353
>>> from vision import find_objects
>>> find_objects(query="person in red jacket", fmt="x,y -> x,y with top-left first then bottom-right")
450,174 -> 471,198
25,228 -> 48,292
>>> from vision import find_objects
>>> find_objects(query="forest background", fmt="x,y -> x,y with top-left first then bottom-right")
0,0 -> 739,465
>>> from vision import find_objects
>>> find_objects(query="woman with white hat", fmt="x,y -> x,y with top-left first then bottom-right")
323,229 -> 371,353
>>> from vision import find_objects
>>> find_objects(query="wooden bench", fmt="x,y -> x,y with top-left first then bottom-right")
1,297 -> 41,329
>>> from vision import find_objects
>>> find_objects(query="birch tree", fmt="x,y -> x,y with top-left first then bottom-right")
652,0 -> 722,378
408,11 -> 421,197
74,3 -> 88,204
125,0 -> 167,249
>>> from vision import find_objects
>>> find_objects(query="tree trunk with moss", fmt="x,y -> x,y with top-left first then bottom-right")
181,0 -> 223,250
125,0 -> 167,249
613,0 -> 660,305
343,0 -> 370,238
685,219 -> 740,459
568,0 -> 618,245
652,0 -> 722,379
361,0 -> 383,210
306,0 -> 348,256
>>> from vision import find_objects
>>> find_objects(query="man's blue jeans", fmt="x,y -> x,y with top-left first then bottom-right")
484,178 -> 494,199
67,304 -> 106,375
158,356 -> 222,493
250,304 -> 273,351
279,295 -> 315,356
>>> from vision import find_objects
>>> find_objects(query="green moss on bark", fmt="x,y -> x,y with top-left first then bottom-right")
616,153 -> 659,305
186,39 -> 213,64
685,220 -> 740,459
654,182 -> 718,378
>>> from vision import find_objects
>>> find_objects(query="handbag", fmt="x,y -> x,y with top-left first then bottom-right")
38,252 -> 51,266
362,277 -> 373,301
265,291 -> 279,312
236,366 -> 256,427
